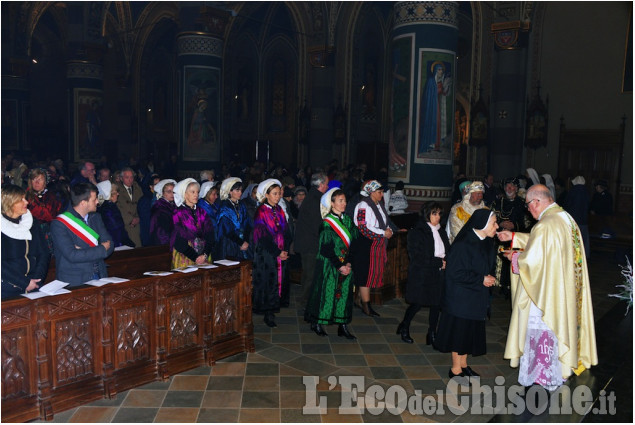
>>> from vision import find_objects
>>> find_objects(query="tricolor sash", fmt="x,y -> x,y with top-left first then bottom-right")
324,214 -> 351,249
56,211 -> 99,247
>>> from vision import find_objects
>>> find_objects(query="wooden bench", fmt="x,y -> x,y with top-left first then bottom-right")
2,261 -> 255,422
45,245 -> 172,283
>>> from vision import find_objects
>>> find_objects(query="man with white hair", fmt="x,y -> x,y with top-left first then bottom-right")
498,184 -> 597,390
446,181 -> 486,244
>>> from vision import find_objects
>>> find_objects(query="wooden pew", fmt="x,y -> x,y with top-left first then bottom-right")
44,245 -> 172,283
1,262 -> 254,422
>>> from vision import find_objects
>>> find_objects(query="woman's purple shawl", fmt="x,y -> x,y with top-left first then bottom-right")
253,203 -> 287,251
169,205 -> 214,251
149,198 -> 175,245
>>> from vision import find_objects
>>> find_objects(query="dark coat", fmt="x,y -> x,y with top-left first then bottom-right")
294,187 -> 323,254
442,229 -> 495,321
1,216 -> 50,300
98,201 -> 135,247
405,219 -> 450,306
50,207 -> 114,287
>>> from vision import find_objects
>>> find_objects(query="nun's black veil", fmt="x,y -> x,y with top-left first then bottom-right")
453,209 -> 494,244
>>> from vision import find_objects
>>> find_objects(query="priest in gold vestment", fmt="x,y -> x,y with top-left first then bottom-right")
498,185 -> 597,390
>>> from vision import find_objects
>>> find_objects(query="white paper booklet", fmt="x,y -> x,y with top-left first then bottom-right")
21,280 -> 71,299
144,271 -> 174,276
172,266 -> 199,273
214,259 -> 240,266
196,263 -> 219,269
114,245 -> 134,251
84,277 -> 130,286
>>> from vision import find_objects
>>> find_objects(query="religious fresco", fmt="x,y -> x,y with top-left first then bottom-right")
388,34 -> 414,182
415,49 -> 455,165
73,89 -> 103,161
183,65 -> 220,161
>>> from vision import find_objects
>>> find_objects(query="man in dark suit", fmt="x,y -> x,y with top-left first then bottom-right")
50,182 -> 114,286
294,172 -> 329,306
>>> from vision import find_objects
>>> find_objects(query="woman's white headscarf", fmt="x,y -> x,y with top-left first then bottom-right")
199,181 -> 215,200
97,180 -> 112,203
360,180 -> 382,197
154,179 -> 176,200
241,183 -> 258,200
572,176 -> 586,186
174,178 -> 198,207
220,177 -> 242,201
542,173 -> 556,199
320,187 -> 340,219
256,178 -> 282,203
526,168 -> 540,186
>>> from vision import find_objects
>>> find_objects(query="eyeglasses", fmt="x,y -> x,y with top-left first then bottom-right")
524,199 -> 539,208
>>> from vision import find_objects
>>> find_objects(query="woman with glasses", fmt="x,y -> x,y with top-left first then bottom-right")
26,168 -> 62,253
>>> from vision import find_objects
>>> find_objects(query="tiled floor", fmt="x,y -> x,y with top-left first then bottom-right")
35,251 -> 631,423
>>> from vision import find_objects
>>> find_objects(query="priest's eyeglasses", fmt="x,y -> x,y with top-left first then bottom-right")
524,198 -> 539,208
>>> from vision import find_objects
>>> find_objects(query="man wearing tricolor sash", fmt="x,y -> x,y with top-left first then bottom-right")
498,184 -> 598,391
50,183 -> 114,286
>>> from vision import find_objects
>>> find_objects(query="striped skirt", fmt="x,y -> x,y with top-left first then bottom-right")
353,236 -> 387,288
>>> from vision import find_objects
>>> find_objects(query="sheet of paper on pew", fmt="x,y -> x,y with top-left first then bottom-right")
84,276 -> 130,287
144,270 -> 174,276
214,259 -> 240,266
196,263 -> 219,269
21,280 -> 71,299
172,265 -> 199,273
114,245 -> 134,251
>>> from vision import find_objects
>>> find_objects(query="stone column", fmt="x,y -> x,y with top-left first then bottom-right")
66,61 -> 104,162
389,1 -> 459,205
177,32 -> 223,176
489,20 -> 531,180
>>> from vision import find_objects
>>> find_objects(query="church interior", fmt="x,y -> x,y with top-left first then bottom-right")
1,1 -> 633,423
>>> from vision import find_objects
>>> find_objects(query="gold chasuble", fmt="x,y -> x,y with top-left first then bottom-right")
504,204 -> 598,379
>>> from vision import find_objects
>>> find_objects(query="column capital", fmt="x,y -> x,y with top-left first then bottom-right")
393,2 -> 458,30
177,32 -> 223,58
66,61 -> 103,80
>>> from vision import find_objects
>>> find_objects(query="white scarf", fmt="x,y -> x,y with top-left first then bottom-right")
427,222 -> 445,259
1,210 -> 33,240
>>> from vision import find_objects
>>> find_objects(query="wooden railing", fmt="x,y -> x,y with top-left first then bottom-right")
1,261 -> 254,422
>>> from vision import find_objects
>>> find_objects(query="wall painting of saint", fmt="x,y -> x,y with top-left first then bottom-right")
415,49 -> 455,165
183,66 -> 220,162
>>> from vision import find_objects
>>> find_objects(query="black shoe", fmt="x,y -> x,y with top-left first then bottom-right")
461,366 -> 480,377
367,303 -> 380,317
360,302 -> 372,317
338,324 -> 356,340
311,322 -> 328,337
397,322 -> 414,344
264,313 -> 277,328
448,369 -> 466,379
425,331 -> 435,346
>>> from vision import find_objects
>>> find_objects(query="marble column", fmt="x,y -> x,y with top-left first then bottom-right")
389,1 -> 459,204
66,61 -> 104,162
177,32 -> 223,175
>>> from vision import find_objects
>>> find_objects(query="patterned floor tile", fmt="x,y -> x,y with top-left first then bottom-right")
240,391 -> 280,408
169,375 -> 210,391
207,375 -> 244,391
161,390 -> 205,407
154,407 -> 199,422
122,389 -> 166,407
201,390 -> 242,408
196,408 -> 239,423
245,362 -> 279,376
238,408 -> 281,422
210,361 -> 246,376
243,375 -> 280,391
68,407 -> 117,423
281,408 -> 323,422
111,407 -> 158,423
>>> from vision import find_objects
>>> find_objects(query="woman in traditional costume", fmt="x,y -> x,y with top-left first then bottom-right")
304,188 -> 358,339
149,179 -> 176,246
351,180 -> 393,317
252,179 -> 291,328
170,178 -> 215,268
96,180 -> 135,248
433,209 -> 497,380
215,177 -> 253,260
197,181 -> 220,224
397,201 -> 449,344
